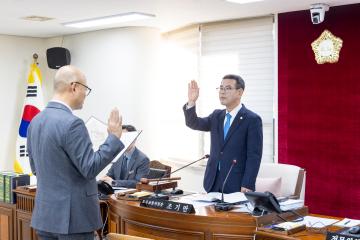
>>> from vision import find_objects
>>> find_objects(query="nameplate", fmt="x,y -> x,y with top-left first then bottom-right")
140,198 -> 195,214
326,231 -> 360,240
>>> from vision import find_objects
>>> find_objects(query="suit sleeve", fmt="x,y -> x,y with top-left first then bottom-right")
106,159 -> 118,179
65,118 -> 124,180
112,156 -> 150,188
134,156 -> 150,181
27,126 -> 36,176
183,104 -> 212,131
241,115 -> 263,190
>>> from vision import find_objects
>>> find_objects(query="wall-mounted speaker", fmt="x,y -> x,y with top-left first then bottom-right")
46,47 -> 71,69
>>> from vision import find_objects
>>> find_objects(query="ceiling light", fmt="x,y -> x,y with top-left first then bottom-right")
22,16 -> 54,22
63,12 -> 155,28
226,0 -> 264,4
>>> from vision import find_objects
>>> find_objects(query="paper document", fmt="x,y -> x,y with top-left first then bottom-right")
274,221 -> 306,231
177,192 -> 249,209
193,192 -> 247,204
280,199 -> 304,211
297,216 -> 339,228
334,218 -> 360,227
230,204 -> 253,213
85,116 -> 142,162
113,187 -> 127,190
175,194 -> 215,208
114,188 -> 137,194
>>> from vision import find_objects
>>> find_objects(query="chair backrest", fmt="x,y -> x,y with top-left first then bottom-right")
107,233 -> 153,240
149,160 -> 171,177
256,163 -> 306,199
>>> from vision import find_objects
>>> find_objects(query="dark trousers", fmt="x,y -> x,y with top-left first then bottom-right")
36,230 -> 94,240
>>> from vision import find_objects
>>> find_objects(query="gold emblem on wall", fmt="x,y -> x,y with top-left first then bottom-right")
311,30 -> 343,64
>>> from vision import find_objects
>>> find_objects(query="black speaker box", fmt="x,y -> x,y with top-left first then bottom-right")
46,47 -> 71,69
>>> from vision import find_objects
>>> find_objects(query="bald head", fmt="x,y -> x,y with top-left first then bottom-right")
54,65 -> 86,93
52,65 -> 88,110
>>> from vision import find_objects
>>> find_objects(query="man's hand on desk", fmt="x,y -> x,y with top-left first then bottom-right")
241,187 -> 252,193
100,175 -> 113,185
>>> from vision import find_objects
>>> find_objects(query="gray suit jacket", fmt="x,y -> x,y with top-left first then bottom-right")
107,148 -> 149,188
27,101 -> 124,234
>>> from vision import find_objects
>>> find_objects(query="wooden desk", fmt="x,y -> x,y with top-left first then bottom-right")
255,230 -> 326,240
107,196 -> 308,240
12,188 -> 37,240
8,189 -> 322,240
0,201 -> 16,240
255,215 -> 342,240
12,188 -> 108,240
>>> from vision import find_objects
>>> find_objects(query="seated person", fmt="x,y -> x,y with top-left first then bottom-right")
101,125 -> 150,188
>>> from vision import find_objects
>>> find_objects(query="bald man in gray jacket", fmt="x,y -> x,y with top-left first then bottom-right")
27,65 -> 124,240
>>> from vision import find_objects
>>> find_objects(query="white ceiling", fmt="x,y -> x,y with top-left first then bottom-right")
1,0 -> 359,38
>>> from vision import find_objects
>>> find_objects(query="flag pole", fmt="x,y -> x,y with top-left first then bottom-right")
33,53 -> 38,65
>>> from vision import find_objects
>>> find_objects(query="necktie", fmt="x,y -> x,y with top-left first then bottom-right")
121,156 -> 128,178
219,113 -> 232,171
223,113 -> 232,139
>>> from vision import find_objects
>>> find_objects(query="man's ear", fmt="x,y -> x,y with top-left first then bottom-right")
70,82 -> 76,93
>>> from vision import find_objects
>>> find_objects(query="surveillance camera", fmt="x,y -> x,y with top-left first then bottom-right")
310,3 -> 330,24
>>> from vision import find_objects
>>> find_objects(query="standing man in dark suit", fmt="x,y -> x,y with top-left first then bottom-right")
27,65 -> 124,239
101,125 -> 150,188
183,74 -> 263,194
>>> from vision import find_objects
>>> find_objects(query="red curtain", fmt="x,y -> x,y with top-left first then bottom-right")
278,4 -> 360,218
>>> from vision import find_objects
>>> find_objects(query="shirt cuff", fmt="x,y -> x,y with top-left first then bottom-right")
186,103 -> 195,110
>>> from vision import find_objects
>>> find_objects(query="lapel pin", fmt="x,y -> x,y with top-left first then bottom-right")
240,116 -> 243,120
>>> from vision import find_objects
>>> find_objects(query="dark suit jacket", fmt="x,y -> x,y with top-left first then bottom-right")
27,102 -> 124,234
107,148 -> 149,188
183,103 -> 263,193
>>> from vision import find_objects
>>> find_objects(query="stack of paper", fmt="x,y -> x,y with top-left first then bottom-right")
193,192 -> 248,204
280,199 -> 304,211
175,192 -> 249,209
274,221 -> 305,231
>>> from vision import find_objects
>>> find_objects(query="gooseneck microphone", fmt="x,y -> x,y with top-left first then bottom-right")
168,154 -> 210,176
152,154 -> 210,199
215,159 -> 237,211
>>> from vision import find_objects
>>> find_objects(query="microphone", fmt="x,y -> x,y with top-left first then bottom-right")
215,159 -> 237,211
168,154 -> 210,176
151,154 -> 210,199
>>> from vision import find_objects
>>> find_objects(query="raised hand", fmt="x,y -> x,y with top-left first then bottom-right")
188,80 -> 199,107
107,108 -> 122,138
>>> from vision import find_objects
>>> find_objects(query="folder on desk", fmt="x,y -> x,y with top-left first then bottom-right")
258,222 -> 306,235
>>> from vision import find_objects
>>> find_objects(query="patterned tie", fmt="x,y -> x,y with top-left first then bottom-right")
223,113 -> 232,139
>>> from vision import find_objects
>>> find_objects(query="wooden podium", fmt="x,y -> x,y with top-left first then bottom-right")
10,188 -> 108,240
136,181 -> 177,192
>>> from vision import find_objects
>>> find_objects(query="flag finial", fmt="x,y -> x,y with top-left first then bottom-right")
33,53 -> 38,65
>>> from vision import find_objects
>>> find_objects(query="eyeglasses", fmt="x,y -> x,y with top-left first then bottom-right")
216,86 -> 238,93
72,82 -> 92,96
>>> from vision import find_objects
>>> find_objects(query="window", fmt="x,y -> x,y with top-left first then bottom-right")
158,16 -> 275,163
200,17 -> 275,163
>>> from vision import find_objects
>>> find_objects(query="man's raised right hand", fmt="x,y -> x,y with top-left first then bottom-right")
107,108 -> 122,139
187,80 -> 199,107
